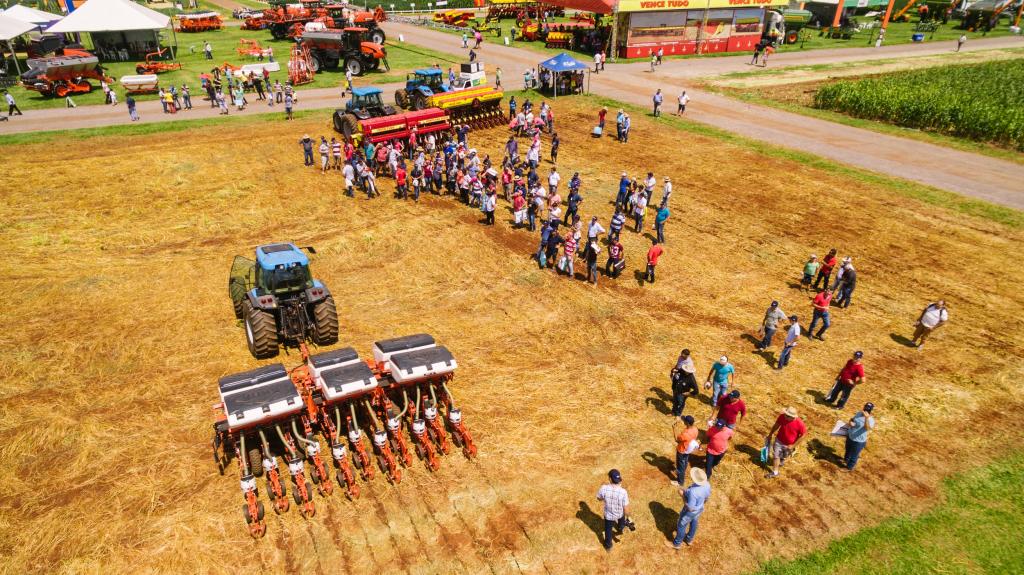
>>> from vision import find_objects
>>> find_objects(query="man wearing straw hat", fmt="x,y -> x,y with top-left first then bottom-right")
765,407 -> 806,479
665,468 -> 711,549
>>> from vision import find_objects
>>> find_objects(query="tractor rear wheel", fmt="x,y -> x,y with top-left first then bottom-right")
270,24 -> 287,40
243,300 -> 280,359
345,57 -> 363,77
311,296 -> 339,346
339,114 -> 359,140
249,447 -> 264,477
395,90 -> 409,109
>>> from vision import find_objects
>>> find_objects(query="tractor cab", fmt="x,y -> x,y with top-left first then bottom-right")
344,86 -> 396,119
406,68 -> 448,97
255,243 -> 313,295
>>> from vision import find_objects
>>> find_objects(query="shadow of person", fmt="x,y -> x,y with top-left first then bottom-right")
634,269 -> 646,286
890,332 -> 916,348
575,501 -> 605,545
646,386 -> 672,415
641,451 -> 675,479
735,442 -> 765,465
805,388 -> 830,406
740,333 -> 761,348
648,500 -> 678,542
806,438 -> 843,466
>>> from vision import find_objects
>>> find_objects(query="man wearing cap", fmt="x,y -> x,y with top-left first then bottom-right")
671,415 -> 699,484
298,135 -> 314,167
670,349 -> 700,416
757,301 -> 788,351
776,315 -> 800,370
711,390 -> 746,430
765,407 -> 806,478
705,356 -> 735,406
825,351 -> 866,409
843,403 -> 876,471
665,468 -> 711,549
616,172 -> 631,210
703,420 -> 733,479
834,262 -> 856,308
807,288 -> 833,341
661,176 -> 673,206
654,201 -> 670,244
596,469 -> 631,551
911,300 -> 949,350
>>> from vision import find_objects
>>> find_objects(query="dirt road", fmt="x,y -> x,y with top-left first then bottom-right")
2,25 -> 1021,208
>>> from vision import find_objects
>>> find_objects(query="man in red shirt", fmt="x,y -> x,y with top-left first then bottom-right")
605,238 -> 624,278
395,165 -> 408,200
813,248 -> 837,290
807,289 -> 833,340
765,406 -> 806,478
711,390 -> 746,430
825,351 -> 865,409
646,238 -> 664,284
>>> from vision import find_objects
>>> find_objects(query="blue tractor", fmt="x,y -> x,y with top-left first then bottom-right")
228,243 -> 339,359
394,68 -> 448,111
332,86 -> 397,139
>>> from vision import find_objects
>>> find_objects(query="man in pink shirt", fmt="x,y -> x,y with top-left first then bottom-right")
703,422 -> 733,479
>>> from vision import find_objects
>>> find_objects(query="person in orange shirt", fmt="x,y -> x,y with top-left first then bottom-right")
671,415 -> 699,486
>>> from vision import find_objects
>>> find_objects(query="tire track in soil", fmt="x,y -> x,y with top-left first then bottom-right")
388,475 -> 448,570
408,469 -> 492,574
365,481 -> 416,573
302,521 -> 328,575
321,500 -> 357,575
271,514 -> 300,574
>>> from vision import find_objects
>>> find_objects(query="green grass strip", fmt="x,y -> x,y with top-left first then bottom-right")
750,451 -> 1024,575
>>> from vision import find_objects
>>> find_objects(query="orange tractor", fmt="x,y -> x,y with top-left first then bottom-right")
134,48 -> 182,75
212,333 -> 476,537
20,49 -> 113,98
176,11 -> 223,32
299,27 -> 387,76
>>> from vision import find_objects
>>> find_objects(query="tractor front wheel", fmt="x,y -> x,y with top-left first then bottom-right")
345,57 -> 363,77
412,93 -> 427,111
395,90 -> 409,109
786,30 -> 799,44
243,300 -> 280,359
311,296 -> 339,346
371,30 -> 385,44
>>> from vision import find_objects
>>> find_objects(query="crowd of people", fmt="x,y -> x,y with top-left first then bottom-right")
593,256 -> 950,551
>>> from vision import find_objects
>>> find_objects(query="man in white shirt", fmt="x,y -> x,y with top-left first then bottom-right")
676,90 -> 690,115
775,315 -> 800,370
912,300 -> 948,350
596,469 -> 631,551
661,177 -> 673,206
548,167 -> 561,195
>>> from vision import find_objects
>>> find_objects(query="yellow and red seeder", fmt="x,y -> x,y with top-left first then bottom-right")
212,333 -> 475,537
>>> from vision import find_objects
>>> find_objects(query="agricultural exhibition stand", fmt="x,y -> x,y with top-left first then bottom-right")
46,0 -> 177,60
0,13 -> 36,74
536,51 -> 589,95
544,0 -> 786,57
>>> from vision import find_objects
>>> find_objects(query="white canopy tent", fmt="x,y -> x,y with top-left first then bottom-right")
46,0 -> 176,59
0,12 -> 37,74
2,4 -> 64,26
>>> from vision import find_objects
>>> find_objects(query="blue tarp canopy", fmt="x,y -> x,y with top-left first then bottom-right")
539,52 -> 589,72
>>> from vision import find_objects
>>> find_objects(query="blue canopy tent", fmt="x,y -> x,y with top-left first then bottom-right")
537,52 -> 589,97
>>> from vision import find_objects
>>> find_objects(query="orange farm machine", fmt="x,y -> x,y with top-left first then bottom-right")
236,38 -> 271,59
20,49 -> 112,97
263,3 -> 386,42
134,48 -> 182,75
288,43 -> 316,85
212,334 -> 476,537
433,9 -> 476,26
176,11 -> 223,32
299,27 -> 388,76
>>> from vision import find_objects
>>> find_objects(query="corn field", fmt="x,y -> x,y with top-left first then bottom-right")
814,59 -> 1024,150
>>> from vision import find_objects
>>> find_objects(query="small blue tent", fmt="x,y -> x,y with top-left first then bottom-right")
537,52 -> 589,97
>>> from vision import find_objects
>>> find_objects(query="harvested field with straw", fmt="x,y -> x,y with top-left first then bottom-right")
2,98 -> 1024,574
